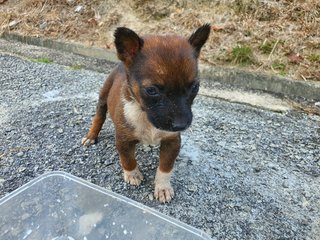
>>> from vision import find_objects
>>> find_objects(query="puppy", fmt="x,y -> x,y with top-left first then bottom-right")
82,25 -> 210,203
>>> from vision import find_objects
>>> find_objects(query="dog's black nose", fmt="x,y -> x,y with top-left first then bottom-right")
172,125 -> 187,132
171,120 -> 190,132
171,112 -> 193,132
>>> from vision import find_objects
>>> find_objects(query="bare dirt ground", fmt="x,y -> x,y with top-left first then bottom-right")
1,0 -> 319,82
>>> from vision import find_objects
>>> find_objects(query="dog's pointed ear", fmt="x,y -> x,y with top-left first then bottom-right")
188,24 -> 211,58
114,27 -> 144,66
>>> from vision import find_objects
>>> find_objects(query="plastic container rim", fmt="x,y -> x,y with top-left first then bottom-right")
0,171 -> 212,239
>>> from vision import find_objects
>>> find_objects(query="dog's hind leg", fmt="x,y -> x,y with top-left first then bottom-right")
82,71 -> 115,146
82,99 -> 107,146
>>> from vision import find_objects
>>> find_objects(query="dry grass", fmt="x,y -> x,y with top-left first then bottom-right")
1,0 -> 319,81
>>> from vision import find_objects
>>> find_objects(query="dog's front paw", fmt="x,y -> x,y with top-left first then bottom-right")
81,134 -> 97,146
154,183 -> 174,203
154,168 -> 174,203
123,166 -> 144,186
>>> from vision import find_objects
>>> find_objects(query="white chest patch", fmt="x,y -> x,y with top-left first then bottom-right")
123,98 -> 174,145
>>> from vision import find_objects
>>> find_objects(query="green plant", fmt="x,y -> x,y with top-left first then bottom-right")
231,45 -> 255,65
260,40 -> 275,54
68,64 -> 82,70
31,57 -> 53,64
307,53 -> 320,63
232,0 -> 259,15
271,61 -> 286,76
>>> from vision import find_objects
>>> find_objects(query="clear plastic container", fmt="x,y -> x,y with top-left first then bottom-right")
0,171 -> 212,240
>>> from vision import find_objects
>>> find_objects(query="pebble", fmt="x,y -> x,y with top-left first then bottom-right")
282,181 -> 289,188
21,213 -> 30,220
250,144 -> 257,150
8,20 -> 20,29
75,5 -> 84,13
253,166 -> 262,173
303,191 -> 311,198
142,146 -> 152,152
17,152 -> 24,157
268,163 -> 279,170
187,185 -> 197,192
39,21 -> 48,29
18,167 -> 26,172
148,193 -> 154,201
67,0 -> 75,4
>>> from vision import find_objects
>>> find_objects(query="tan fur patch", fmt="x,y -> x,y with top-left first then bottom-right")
122,98 -> 176,145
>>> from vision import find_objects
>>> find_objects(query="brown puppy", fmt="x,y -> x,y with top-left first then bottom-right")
82,25 -> 210,203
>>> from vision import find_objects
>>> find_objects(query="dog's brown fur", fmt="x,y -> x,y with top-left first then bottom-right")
82,25 -> 210,203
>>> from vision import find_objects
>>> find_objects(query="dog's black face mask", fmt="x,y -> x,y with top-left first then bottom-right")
139,81 -> 199,132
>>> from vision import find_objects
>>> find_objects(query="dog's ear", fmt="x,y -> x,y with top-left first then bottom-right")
114,27 -> 144,66
188,24 -> 211,58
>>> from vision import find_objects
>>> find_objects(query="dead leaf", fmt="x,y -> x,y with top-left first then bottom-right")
287,53 -> 304,63
312,71 -> 320,81
87,18 -> 97,26
212,25 -> 224,31
8,20 -> 21,29
0,0 -> 8,4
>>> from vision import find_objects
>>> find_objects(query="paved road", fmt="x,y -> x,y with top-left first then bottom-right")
0,42 -> 319,239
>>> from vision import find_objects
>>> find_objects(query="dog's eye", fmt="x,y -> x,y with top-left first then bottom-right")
145,86 -> 159,96
191,82 -> 200,93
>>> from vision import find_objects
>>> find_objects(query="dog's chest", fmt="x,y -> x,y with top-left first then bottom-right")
123,99 -> 170,145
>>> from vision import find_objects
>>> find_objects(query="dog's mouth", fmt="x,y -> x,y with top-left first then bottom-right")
156,125 -> 189,132
169,122 -> 191,132
149,117 -> 191,132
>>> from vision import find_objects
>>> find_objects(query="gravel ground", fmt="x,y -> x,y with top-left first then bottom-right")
0,48 -> 320,239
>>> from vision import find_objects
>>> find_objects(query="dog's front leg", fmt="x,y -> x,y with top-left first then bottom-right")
155,134 -> 181,203
116,138 -> 143,186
